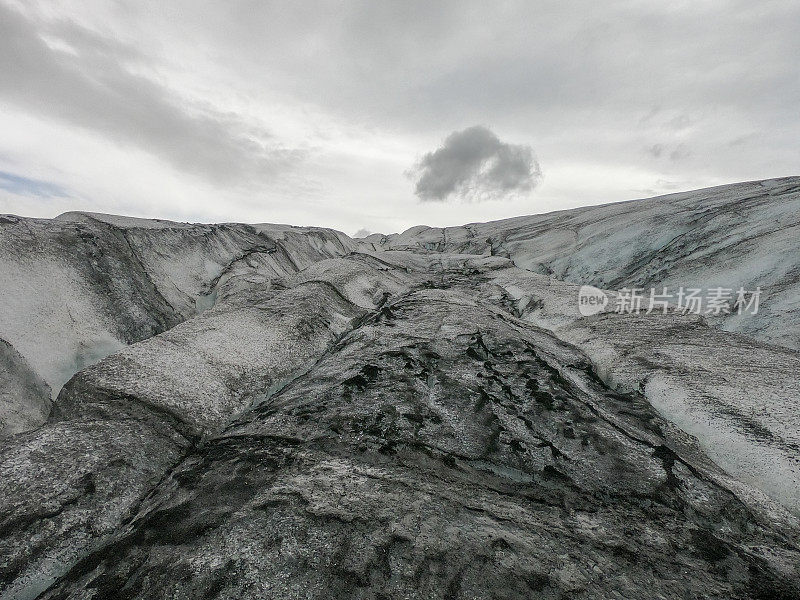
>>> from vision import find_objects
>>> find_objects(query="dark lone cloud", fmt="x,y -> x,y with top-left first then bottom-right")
410,126 -> 541,202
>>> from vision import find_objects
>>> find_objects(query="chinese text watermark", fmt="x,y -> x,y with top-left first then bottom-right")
578,285 -> 761,317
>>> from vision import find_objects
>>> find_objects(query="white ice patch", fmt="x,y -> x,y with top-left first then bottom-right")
645,374 -> 800,515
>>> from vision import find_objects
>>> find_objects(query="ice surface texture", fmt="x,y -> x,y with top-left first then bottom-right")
0,178 -> 799,598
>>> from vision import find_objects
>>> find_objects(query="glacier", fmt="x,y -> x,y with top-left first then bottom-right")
0,178 -> 799,598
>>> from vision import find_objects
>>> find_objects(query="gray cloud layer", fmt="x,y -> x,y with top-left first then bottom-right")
411,126 -> 541,202
116,0 -> 796,195
1,0 -> 798,226
0,3 -> 300,187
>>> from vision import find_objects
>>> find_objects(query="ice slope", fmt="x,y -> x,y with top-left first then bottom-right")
0,339 -> 50,438
0,251 -> 800,600
377,176 -> 800,349
0,178 -> 799,597
0,251 -> 417,599
476,264 -> 800,515
0,212 -> 357,436
2,250 -> 800,598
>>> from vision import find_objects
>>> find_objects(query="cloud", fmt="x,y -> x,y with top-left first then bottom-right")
669,144 -> 691,161
0,3 -> 302,188
410,126 -> 541,202
353,228 -> 372,238
646,143 -> 691,161
0,170 -> 67,198
1,1 -> 799,230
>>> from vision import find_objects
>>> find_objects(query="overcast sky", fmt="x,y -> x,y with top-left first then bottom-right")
1,0 -> 798,235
